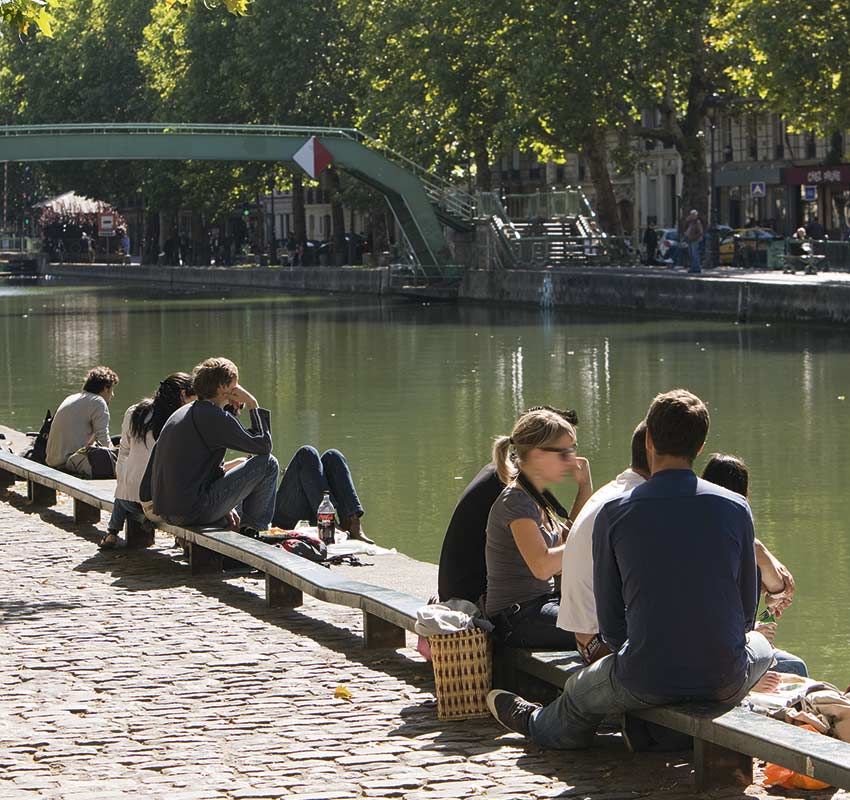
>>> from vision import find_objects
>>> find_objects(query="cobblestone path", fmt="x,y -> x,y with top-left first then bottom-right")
0,486 -> 845,800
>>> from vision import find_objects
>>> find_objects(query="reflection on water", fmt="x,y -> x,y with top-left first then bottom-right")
1,278 -> 849,684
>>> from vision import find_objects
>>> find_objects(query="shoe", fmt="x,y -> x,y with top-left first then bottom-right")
486,689 -> 540,736
239,527 -> 260,539
99,531 -> 119,550
339,514 -> 375,544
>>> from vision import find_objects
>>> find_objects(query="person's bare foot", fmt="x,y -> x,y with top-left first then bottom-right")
339,514 -> 374,544
753,671 -> 781,693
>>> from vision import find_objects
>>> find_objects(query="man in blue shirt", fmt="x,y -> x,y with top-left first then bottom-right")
487,389 -> 773,749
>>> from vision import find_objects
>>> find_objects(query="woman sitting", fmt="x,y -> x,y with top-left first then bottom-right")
485,407 -> 592,649
100,373 -> 195,549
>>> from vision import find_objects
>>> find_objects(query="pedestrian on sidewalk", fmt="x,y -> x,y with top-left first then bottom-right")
683,210 -> 704,273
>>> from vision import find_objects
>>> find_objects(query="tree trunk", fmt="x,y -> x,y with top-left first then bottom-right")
677,132 -> 709,225
474,141 -> 492,192
292,172 -> 307,245
142,208 -> 159,265
323,167 -> 347,265
583,127 -> 624,236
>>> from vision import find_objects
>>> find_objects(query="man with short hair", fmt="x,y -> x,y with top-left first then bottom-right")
683,210 -> 704,274
557,421 -> 650,665
145,357 -> 279,537
488,389 -> 770,750
46,366 -> 119,470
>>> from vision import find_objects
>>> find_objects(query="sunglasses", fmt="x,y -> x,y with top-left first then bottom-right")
539,446 -> 577,460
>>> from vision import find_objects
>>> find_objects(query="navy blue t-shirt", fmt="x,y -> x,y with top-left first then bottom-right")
592,469 -> 757,700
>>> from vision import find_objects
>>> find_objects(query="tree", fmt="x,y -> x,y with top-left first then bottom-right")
0,0 -> 55,37
347,0 -> 511,190
717,0 -> 850,134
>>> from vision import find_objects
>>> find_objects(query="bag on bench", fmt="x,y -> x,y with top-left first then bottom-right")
22,409 -> 52,465
274,532 -> 327,564
66,443 -> 118,479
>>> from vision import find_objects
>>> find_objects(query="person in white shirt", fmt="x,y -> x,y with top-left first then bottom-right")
558,421 -> 650,664
101,373 -> 195,549
46,366 -> 119,470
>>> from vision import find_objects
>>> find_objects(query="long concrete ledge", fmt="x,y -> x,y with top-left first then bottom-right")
45,263 -> 392,295
460,267 -> 850,323
39,262 -> 850,324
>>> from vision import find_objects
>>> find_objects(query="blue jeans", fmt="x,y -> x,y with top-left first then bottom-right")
492,595 -> 577,650
108,497 -> 152,533
528,630 -> 774,749
187,453 -> 279,531
773,648 -> 808,677
272,446 -> 363,528
688,241 -> 702,272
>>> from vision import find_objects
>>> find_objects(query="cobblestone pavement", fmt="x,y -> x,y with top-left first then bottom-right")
0,486 -> 846,800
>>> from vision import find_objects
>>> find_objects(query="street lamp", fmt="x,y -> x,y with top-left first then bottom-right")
704,93 -> 721,268
267,174 -> 278,265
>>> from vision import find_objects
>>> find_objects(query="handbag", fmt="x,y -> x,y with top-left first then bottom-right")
66,443 -> 118,479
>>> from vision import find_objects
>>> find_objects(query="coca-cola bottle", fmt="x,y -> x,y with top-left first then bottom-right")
317,491 -> 336,545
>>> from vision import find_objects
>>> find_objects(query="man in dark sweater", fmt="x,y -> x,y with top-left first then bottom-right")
144,357 -> 279,536
487,389 -> 772,749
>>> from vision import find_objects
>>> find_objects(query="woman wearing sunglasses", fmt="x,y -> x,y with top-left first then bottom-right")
100,372 -> 195,549
485,408 -> 592,648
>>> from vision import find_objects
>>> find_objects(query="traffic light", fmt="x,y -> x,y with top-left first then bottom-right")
242,205 -> 250,217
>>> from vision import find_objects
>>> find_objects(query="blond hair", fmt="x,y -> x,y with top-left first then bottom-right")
492,408 -> 576,485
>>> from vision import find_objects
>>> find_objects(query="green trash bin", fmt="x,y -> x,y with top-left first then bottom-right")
767,239 -> 785,270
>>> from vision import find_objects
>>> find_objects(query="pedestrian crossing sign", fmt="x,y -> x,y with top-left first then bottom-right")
750,182 -> 766,198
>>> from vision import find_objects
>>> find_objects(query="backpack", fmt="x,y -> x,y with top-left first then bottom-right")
22,409 -> 52,465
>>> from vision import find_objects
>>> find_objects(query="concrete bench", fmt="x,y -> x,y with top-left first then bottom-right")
0,450 -> 421,648
498,647 -> 850,792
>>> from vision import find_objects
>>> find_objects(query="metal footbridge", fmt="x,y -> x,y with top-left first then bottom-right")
0,123 -> 477,276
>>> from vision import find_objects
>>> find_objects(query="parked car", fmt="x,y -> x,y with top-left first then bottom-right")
656,228 -> 680,264
719,227 -> 781,266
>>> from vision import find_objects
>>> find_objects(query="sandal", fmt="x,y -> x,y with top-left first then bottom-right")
99,532 -> 119,550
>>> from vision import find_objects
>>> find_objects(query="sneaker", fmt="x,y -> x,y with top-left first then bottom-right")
486,689 -> 540,736
239,526 -> 260,539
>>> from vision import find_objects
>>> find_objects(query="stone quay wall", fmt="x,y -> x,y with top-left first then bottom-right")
42,262 -> 850,324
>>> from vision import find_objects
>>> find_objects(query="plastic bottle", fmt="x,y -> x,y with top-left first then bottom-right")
317,491 -> 336,545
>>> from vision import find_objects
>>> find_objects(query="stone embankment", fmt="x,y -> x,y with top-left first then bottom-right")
42,262 -> 850,324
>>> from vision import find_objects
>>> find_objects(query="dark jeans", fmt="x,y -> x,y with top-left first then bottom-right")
108,497 -> 152,533
185,453 -> 279,531
492,594 -> 577,650
272,446 -> 363,529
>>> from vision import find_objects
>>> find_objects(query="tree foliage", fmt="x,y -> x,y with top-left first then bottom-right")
716,0 -> 850,134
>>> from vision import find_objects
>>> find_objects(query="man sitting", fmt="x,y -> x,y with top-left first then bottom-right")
487,389 -> 772,749
144,357 -> 279,537
46,366 -> 119,472
558,421 -> 650,664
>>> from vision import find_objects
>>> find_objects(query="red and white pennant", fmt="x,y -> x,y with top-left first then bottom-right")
293,136 -> 333,179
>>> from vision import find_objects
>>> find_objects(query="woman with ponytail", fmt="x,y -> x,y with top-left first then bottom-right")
486,408 -> 592,648
100,373 -> 195,549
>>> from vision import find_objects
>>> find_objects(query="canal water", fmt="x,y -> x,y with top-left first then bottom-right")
1,278 -> 848,684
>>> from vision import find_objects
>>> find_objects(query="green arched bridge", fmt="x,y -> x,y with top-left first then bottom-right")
0,123 -> 476,274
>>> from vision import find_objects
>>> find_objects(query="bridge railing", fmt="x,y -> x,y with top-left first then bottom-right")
349,131 -> 477,221
0,123 -> 479,224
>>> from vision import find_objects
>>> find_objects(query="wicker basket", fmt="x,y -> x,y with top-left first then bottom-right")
429,628 -> 492,720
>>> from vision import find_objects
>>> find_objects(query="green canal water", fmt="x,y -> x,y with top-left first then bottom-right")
1,278 -> 848,684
